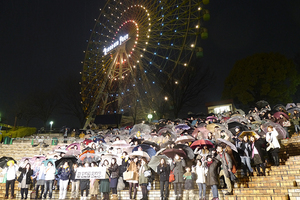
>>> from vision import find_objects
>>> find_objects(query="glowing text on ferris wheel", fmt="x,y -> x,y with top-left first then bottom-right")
103,34 -> 129,55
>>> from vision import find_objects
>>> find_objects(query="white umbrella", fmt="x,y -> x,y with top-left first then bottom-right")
111,140 -> 131,149
175,135 -> 195,144
129,151 -> 150,161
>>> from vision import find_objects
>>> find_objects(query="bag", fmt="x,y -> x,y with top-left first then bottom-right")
266,143 -> 274,151
282,121 -> 291,127
169,170 -> 175,183
229,171 -> 238,182
30,191 -> 36,199
224,153 -> 237,174
117,177 -> 125,190
123,171 -> 137,181
144,170 -> 151,177
2,173 -> 7,183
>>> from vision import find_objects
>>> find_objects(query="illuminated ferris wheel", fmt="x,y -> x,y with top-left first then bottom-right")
81,0 -> 210,127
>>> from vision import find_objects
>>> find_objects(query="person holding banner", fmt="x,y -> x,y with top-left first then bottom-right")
99,160 -> 110,200
126,157 -> 139,200
80,163 -> 90,200
90,162 -> 99,200
108,158 -> 119,200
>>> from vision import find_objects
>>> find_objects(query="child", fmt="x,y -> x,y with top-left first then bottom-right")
183,166 -> 196,200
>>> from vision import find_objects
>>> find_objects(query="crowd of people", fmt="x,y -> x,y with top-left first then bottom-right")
1,102 -> 300,200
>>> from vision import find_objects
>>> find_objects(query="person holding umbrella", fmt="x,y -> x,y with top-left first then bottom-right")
18,162 -> 33,200
215,145 -> 233,195
171,154 -> 186,200
249,135 -> 266,176
237,135 -> 253,177
157,158 -> 170,200
43,161 -> 55,199
139,157 -> 150,200
2,160 -> 18,199
57,161 -> 71,200
32,161 -> 46,199
266,126 -> 281,166
126,157 -> 140,200
108,158 -> 119,200
195,159 -> 207,200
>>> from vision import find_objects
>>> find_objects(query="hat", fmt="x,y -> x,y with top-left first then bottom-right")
7,160 -> 14,166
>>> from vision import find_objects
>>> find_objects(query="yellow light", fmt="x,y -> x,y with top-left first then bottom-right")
164,96 -> 168,101
198,7 -> 202,10
184,63 -> 187,66
137,60 -> 140,63
133,65 -> 136,68
147,35 -> 150,38
148,29 -> 151,32
145,42 -> 148,44
140,54 -> 143,57
143,48 -> 146,51
196,25 -> 199,28
191,44 -> 195,47
175,81 -> 178,84
136,34 -> 139,37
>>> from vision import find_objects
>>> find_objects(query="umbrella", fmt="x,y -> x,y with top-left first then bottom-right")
256,100 -> 269,109
66,143 -> 81,151
0,156 -> 17,168
142,141 -> 160,151
148,155 -> 172,172
235,109 -> 245,116
273,112 -> 289,120
261,121 -> 286,139
226,116 -> 248,124
175,135 -> 195,144
111,140 -> 131,149
65,150 -> 81,157
286,103 -> 296,110
130,123 -> 152,135
173,144 -> 194,160
206,116 -> 218,122
129,151 -> 150,161
206,123 -> 218,133
273,104 -> 286,112
175,124 -> 190,130
161,149 -> 186,159
287,107 -> 300,114
132,144 -> 156,158
238,131 -> 259,140
129,137 -> 144,145
192,127 -> 209,139
42,159 -> 56,168
190,139 -> 214,150
55,156 -> 77,169
216,138 -> 238,152
227,122 -> 248,131
101,153 -> 119,164
18,157 -> 32,166
82,139 -> 93,145
78,153 -> 100,164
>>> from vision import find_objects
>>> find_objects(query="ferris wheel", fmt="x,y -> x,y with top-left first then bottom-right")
81,0 -> 210,127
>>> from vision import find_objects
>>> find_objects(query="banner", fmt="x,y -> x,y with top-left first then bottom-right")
75,167 -> 107,179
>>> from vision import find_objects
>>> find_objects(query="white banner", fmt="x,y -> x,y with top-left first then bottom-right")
75,167 -> 107,179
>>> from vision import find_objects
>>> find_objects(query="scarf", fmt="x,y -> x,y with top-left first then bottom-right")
206,160 -> 213,167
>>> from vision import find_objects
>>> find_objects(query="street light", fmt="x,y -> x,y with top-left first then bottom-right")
147,114 -> 153,123
50,121 -> 53,132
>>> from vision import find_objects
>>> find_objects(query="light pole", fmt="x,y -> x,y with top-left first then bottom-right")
147,114 -> 153,123
50,121 -> 53,132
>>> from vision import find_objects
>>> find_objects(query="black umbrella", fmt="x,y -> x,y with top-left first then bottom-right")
287,107 -> 300,114
173,144 -> 194,160
55,156 -> 77,169
228,122 -> 249,136
0,156 -> 17,168
129,137 -> 144,145
142,141 -> 160,151
273,104 -> 286,112
256,100 -> 269,109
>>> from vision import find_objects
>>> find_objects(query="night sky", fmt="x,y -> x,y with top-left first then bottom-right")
1,0 -> 300,128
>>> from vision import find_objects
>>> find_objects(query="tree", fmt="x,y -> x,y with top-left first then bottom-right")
160,59 -> 213,118
58,75 -> 87,127
223,52 -> 300,105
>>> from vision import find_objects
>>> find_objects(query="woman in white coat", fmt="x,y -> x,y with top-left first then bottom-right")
266,126 -> 281,166
195,159 -> 207,200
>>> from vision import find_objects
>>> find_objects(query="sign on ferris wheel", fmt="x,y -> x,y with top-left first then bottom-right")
103,34 -> 129,55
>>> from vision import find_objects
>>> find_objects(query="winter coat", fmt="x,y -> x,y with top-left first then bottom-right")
44,166 -> 56,180
79,178 -> 90,190
119,158 -> 129,176
127,162 -> 139,181
108,164 -> 119,179
171,159 -> 186,183
195,165 -> 207,184
237,141 -> 252,157
266,130 -> 281,149
17,167 -> 33,184
183,172 -> 196,190
251,138 -> 266,160
70,168 -> 78,181
57,166 -> 71,180
138,164 -> 149,184
157,164 -> 170,182
206,158 -> 221,186
215,151 -> 232,178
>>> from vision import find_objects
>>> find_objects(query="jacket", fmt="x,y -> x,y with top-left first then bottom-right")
138,164 -> 149,184
237,141 -> 252,157
119,157 -> 129,176
108,164 -> 119,179
195,165 -> 207,183
70,168 -> 78,181
206,158 -> 221,186
157,164 -> 170,182
58,166 -> 71,180
216,151 -> 232,178
171,159 -> 186,183
127,162 -> 139,181
266,130 -> 281,149
44,166 -> 56,180
17,167 -> 33,184
183,172 -> 196,190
